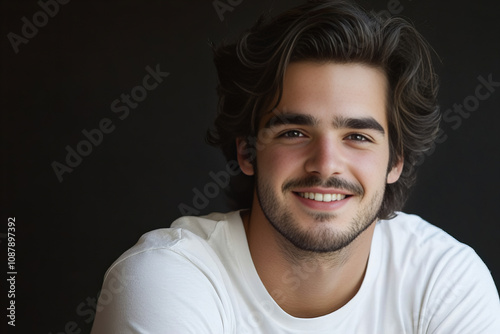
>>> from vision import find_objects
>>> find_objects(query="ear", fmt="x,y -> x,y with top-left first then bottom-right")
387,159 -> 404,184
236,138 -> 255,176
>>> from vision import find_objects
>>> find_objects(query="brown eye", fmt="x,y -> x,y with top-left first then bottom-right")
281,130 -> 304,138
346,134 -> 370,142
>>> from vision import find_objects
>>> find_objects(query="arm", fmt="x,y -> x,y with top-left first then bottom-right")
90,249 -> 229,334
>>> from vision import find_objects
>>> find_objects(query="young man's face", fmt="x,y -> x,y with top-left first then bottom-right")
238,61 -> 403,253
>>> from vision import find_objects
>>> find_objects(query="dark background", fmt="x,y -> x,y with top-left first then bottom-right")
1,0 -> 499,332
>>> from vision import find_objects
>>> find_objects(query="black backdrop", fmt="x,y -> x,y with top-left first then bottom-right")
1,0 -> 499,332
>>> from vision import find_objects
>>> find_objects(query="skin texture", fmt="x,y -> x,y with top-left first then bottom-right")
237,61 -> 403,317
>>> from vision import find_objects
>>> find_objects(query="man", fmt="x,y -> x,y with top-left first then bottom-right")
91,1 -> 500,333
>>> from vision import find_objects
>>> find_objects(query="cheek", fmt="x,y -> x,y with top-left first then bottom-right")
257,145 -> 304,178
347,150 -> 390,185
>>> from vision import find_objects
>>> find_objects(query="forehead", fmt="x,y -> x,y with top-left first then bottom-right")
260,61 -> 389,128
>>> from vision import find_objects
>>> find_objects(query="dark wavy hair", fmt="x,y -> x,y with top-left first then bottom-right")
207,0 -> 440,220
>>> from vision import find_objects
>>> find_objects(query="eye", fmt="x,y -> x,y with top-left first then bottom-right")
345,133 -> 371,142
279,130 -> 305,138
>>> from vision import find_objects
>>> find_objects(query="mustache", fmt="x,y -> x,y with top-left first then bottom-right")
282,175 -> 364,196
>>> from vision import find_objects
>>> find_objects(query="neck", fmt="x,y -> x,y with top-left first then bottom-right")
241,207 -> 375,318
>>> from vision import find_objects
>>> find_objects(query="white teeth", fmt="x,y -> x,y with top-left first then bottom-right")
299,192 -> 347,202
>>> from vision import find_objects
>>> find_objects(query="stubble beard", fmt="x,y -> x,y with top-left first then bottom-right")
255,173 -> 385,256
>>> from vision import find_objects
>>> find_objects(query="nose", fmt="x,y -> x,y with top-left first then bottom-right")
304,135 -> 347,178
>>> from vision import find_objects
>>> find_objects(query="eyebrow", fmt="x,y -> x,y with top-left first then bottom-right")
264,112 -> 385,136
264,113 -> 318,128
334,115 -> 385,136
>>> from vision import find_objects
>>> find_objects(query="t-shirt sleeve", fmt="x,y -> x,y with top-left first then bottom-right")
90,248 -> 229,334
424,247 -> 500,334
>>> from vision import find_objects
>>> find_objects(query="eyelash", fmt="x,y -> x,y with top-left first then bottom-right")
279,130 -> 305,138
279,130 -> 371,143
345,133 -> 371,142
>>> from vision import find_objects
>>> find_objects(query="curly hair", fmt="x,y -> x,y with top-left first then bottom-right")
207,0 -> 440,220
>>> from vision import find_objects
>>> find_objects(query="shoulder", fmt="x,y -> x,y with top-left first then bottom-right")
375,212 -> 486,279
91,212 -> 241,333
105,211 -> 236,278
378,211 -> 455,241
377,212 -> 471,254
375,212 -> 500,332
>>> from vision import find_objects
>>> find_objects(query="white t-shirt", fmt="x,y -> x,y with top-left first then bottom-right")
91,211 -> 500,333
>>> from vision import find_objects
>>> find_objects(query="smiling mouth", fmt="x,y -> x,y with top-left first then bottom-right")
296,192 -> 349,202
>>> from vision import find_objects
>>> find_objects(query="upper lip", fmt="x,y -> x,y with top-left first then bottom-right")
292,188 -> 352,195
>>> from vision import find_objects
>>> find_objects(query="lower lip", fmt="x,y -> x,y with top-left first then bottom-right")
293,193 -> 351,211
